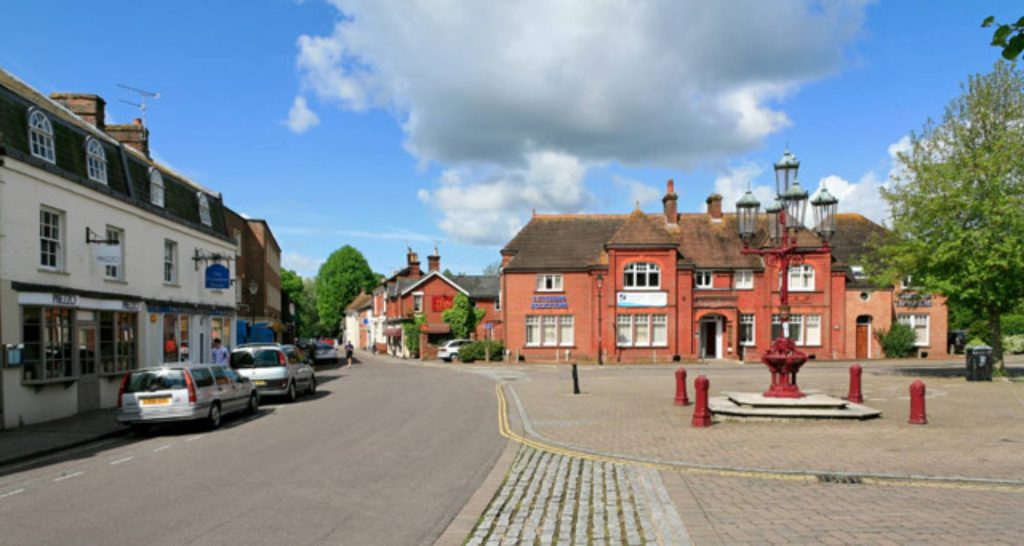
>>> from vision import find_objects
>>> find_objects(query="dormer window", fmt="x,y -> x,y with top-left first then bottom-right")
197,192 -> 212,226
149,168 -> 165,208
623,262 -> 660,290
85,138 -> 107,184
28,108 -> 55,163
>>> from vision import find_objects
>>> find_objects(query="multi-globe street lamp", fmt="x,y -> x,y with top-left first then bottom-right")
735,148 -> 839,398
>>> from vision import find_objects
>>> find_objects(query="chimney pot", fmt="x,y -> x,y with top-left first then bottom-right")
706,193 -> 723,220
428,252 -> 441,273
662,179 -> 678,226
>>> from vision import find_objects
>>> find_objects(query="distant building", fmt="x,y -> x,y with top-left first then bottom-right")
344,292 -> 373,349
223,210 -> 282,344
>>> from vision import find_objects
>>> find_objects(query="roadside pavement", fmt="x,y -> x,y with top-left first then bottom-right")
0,407 -> 125,468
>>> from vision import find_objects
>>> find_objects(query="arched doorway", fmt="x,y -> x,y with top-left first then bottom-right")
856,315 -> 872,359
699,314 -> 725,360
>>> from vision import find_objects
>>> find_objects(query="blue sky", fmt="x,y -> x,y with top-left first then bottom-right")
0,1 -> 1017,278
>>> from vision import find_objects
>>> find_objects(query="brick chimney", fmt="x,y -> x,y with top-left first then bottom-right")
406,248 -> 422,278
662,179 -> 678,226
428,248 -> 440,273
706,193 -> 723,221
49,93 -> 106,130
106,118 -> 150,157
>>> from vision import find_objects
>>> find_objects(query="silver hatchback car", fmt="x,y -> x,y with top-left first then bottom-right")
117,363 -> 259,433
230,344 -> 316,402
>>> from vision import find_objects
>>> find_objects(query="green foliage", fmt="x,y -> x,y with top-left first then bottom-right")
441,293 -> 486,339
875,323 -> 917,358
1001,314 -> 1024,335
982,16 -> 1024,60
458,340 -> 505,362
315,246 -> 378,335
280,269 -> 309,335
873,62 -> 1024,371
403,315 -> 426,357
1003,334 -> 1024,354
967,337 -> 987,349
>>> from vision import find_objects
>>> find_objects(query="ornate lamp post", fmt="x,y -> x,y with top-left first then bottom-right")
735,148 -> 839,398
596,274 -> 604,365
247,280 -> 259,343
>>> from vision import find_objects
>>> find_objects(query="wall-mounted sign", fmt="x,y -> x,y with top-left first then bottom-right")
18,292 -> 140,312
205,264 -> 231,290
94,242 -> 121,266
896,293 -> 933,308
432,295 -> 454,312
616,292 -> 667,308
532,295 -> 568,309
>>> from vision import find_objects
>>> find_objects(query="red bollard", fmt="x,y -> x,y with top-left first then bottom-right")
691,375 -> 712,428
846,364 -> 864,404
908,380 -> 927,425
674,367 -> 690,406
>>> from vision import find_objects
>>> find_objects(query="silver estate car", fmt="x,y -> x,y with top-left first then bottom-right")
230,344 -> 316,402
117,363 -> 259,433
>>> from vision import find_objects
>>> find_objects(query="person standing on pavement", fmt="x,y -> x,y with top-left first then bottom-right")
212,338 -> 230,365
345,341 -> 354,365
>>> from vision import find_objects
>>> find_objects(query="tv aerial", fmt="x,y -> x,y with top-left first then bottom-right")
117,83 -> 160,122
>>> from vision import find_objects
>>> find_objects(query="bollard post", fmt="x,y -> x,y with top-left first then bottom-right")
908,380 -> 927,425
674,367 -> 690,406
571,363 -> 581,395
846,363 -> 864,404
691,375 -> 712,428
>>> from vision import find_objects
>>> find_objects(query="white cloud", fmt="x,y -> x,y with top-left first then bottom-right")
418,151 -> 591,245
613,175 -> 662,208
239,212 -> 252,220
282,252 -> 325,277
285,96 -> 320,133
712,163 -> 774,212
810,136 -> 912,225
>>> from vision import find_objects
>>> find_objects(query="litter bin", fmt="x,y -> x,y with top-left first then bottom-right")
966,345 -> 993,381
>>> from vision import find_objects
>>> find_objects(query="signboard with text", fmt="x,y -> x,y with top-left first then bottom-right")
205,264 -> 231,290
532,295 -> 568,309
94,243 -> 121,266
432,295 -> 454,312
616,292 -> 667,308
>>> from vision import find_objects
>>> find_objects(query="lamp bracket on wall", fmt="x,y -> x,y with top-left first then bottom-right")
85,227 -> 117,245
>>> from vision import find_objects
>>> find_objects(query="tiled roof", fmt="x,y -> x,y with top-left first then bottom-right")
675,214 -> 762,269
828,213 -> 893,267
450,275 -> 500,299
607,209 -> 679,247
502,215 -> 626,271
345,292 -> 373,313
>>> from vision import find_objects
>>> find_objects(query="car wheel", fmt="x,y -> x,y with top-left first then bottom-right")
308,376 -> 317,395
451,354 -> 459,362
246,393 -> 259,415
208,403 -> 222,429
287,381 -> 298,403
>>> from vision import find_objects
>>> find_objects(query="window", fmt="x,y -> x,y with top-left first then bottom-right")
526,316 -> 540,346
558,316 -> 574,346
787,265 -> 815,291
85,138 -> 107,184
21,307 -> 74,382
197,192 -> 212,226
104,226 -> 124,280
99,311 -> 137,374
900,276 -> 913,289
28,109 -> 55,163
789,315 -> 804,345
695,270 -> 713,289
149,168 -> 165,208
805,315 -> 821,346
542,316 -> 558,346
536,274 -> 563,292
617,314 -> 669,347
623,262 -> 661,289
740,314 -> 755,346
735,270 -> 753,290
40,207 -> 64,270
190,367 -> 214,388
163,240 -> 177,284
413,292 -> 424,313
899,314 -> 930,346
770,314 -> 820,346
850,265 -> 867,280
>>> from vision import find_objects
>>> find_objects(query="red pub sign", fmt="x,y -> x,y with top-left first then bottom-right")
432,295 -> 454,312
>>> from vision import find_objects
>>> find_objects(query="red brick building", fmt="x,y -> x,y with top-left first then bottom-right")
372,249 -> 501,358
499,181 -> 947,363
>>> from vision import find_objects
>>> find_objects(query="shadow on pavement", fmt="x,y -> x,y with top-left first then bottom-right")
884,364 -> 1024,378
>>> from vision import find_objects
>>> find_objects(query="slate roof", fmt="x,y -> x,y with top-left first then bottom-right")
502,215 -> 626,271
0,68 -> 229,241
345,292 -> 373,313
450,275 -> 500,299
828,213 -> 894,267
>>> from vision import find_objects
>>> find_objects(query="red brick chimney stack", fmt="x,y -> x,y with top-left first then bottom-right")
106,118 -> 150,158
706,193 -> 723,221
406,248 -> 422,278
428,248 -> 440,273
662,179 -> 678,226
49,93 -> 106,130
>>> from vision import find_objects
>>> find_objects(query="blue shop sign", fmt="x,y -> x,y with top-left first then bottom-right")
532,295 -> 568,309
205,264 -> 231,290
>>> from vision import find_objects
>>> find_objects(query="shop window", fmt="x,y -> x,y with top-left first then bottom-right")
21,307 -> 74,382
99,311 -> 137,374
86,137 -> 107,184
695,270 -> 713,289
740,314 -> 755,346
617,314 -> 668,347
735,270 -> 753,290
28,108 -> 55,163
536,274 -> 563,292
623,263 -> 660,290
898,314 -> 929,346
179,315 -> 190,362
39,207 -> 64,271
163,314 -> 178,362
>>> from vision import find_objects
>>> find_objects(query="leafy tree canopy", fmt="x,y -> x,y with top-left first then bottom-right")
441,293 -> 485,339
315,246 -> 378,335
982,15 -> 1024,60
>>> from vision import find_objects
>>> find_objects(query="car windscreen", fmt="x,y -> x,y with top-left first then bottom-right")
316,343 -> 332,351
231,349 -> 280,368
125,369 -> 186,393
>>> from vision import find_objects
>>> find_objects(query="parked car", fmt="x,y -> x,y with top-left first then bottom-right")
282,344 -> 311,365
116,363 -> 259,434
311,342 -> 339,364
230,344 -> 316,402
438,339 -> 472,362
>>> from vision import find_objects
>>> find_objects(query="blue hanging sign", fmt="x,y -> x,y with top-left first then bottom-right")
205,264 -> 231,290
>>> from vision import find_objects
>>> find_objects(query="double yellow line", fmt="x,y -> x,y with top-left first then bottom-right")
494,383 -> 1024,493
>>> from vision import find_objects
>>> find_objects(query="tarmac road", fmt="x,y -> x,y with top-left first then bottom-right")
0,355 -> 504,546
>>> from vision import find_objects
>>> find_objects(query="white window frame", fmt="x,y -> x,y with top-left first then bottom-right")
623,262 -> 661,290
149,168 -> 165,208
39,207 -> 64,271
197,192 -> 212,227
541,316 -> 558,346
525,316 -> 540,347
772,314 -> 811,345
787,265 -> 815,292
805,315 -> 822,346
413,292 -> 424,314
652,315 -> 668,346
558,316 -> 574,347
85,137 -> 108,184
898,314 -> 930,347
735,270 -> 753,290
28,108 -> 56,163
695,270 -> 713,289
616,314 -> 668,347
536,274 -> 563,292
104,226 -> 124,280
739,314 -> 755,346
163,239 -> 178,285
616,315 -> 633,346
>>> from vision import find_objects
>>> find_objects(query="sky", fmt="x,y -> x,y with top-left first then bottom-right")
0,1 -> 1017,278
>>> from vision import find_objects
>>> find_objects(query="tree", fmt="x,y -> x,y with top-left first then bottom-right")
982,16 -> 1024,60
280,268 -> 306,335
482,260 -> 502,276
441,293 -> 485,339
315,246 -> 378,335
875,61 -> 1024,374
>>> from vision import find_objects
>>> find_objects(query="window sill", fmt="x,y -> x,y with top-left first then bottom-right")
535,290 -> 565,294
164,282 -> 180,288
21,378 -> 76,391
37,268 -> 69,276
617,344 -> 669,349
621,287 -> 662,291
104,278 -> 128,285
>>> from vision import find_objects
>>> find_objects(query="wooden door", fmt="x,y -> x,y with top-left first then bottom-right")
856,324 -> 868,359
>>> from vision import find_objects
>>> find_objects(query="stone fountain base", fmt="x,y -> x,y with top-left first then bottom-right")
709,391 -> 881,421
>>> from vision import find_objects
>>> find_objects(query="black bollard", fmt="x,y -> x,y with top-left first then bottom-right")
571,363 -> 581,395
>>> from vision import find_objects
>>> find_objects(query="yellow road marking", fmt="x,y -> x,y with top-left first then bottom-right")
495,383 -> 1024,493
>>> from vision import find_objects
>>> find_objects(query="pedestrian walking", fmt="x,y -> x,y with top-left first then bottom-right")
345,341 -> 354,365
212,338 -> 230,364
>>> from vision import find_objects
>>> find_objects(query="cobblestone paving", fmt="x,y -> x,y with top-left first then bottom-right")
467,447 -> 689,545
